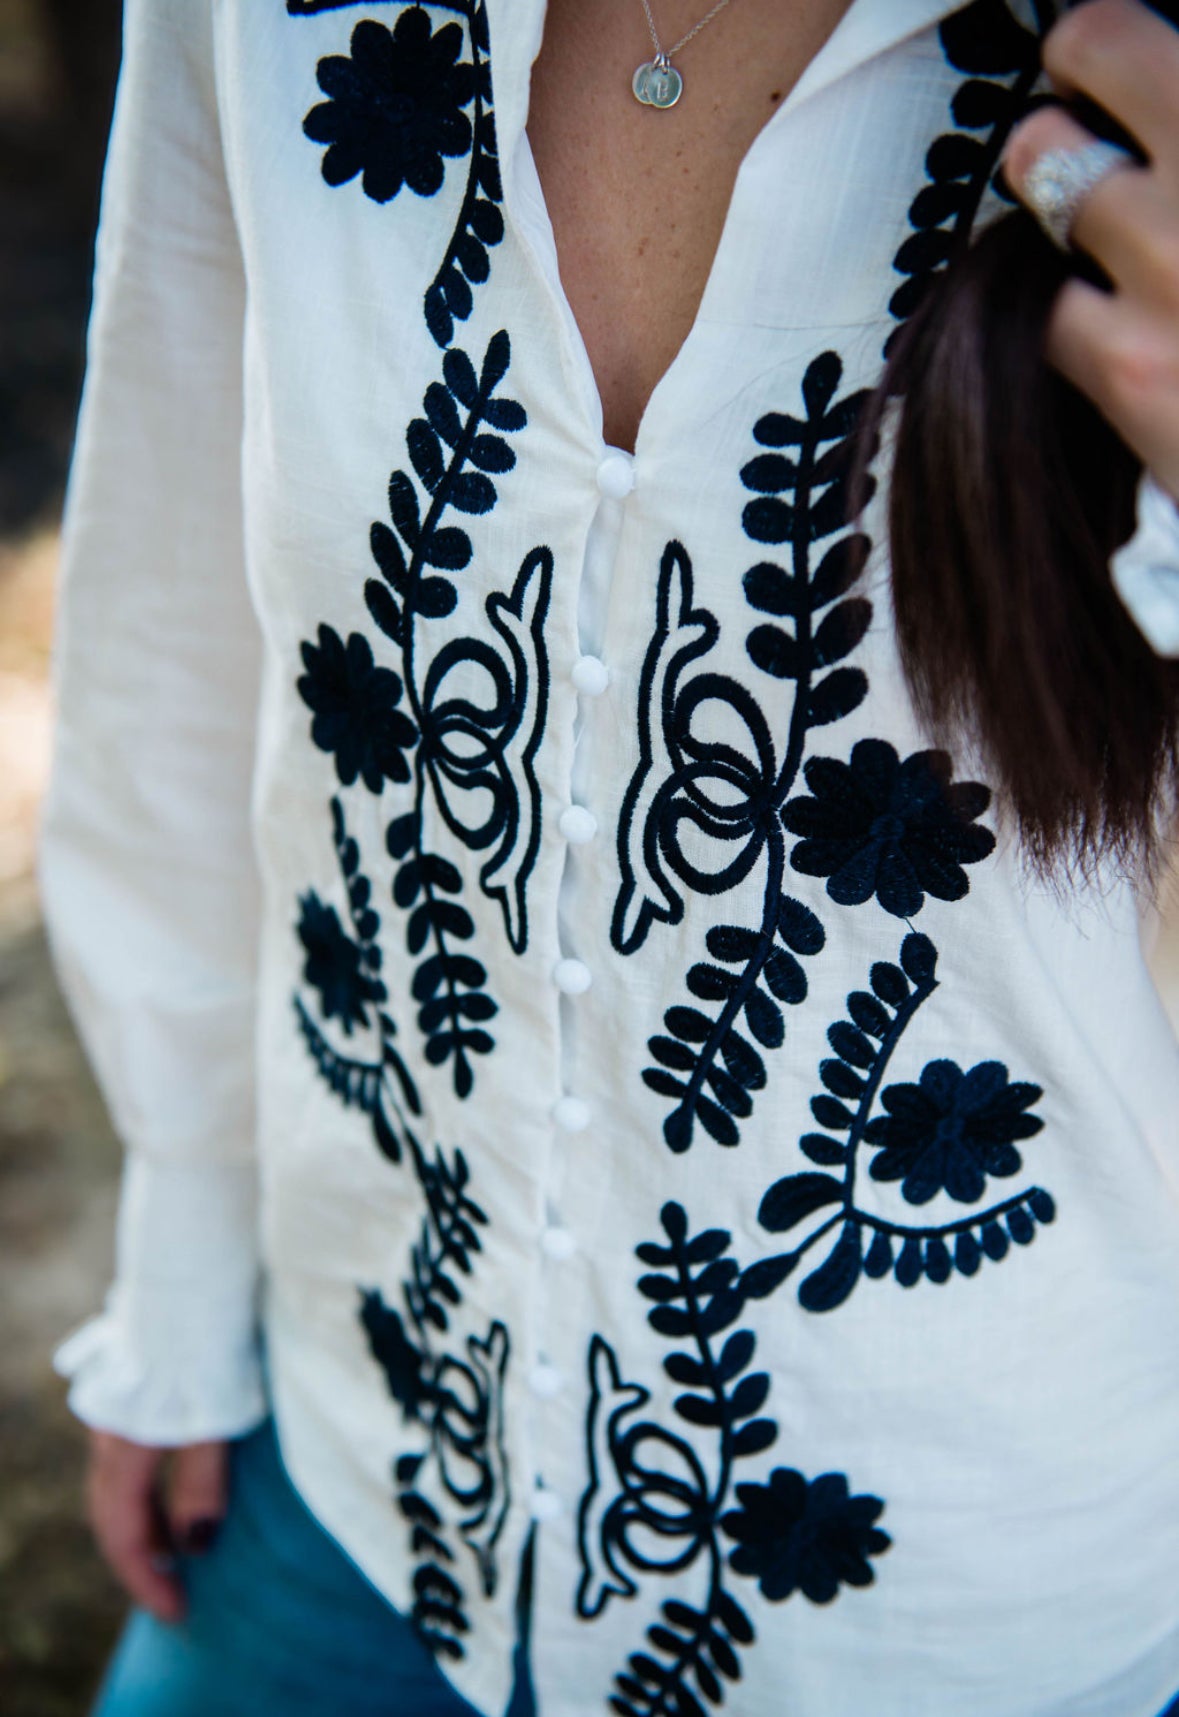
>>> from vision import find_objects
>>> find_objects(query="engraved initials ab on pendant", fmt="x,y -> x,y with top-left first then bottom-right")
632,54 -> 684,109
632,0 -> 737,108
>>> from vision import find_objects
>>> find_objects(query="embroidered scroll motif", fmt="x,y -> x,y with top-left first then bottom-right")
578,1205 -> 890,1714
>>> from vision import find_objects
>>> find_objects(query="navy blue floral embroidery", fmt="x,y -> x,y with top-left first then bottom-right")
291,0 -> 534,1100
297,625 -> 417,792
291,801 -> 508,1661
288,34 -> 532,1603
756,933 -> 1051,1311
367,333 -> 550,1092
292,1 -> 504,348
364,1286 -> 511,1657
782,738 -> 995,919
866,1057 -> 1043,1205
288,0 -> 457,9
887,0 -> 1047,350
360,1129 -> 510,1658
296,888 -> 385,1034
722,1470 -> 889,1606
615,349 -> 1003,1158
614,353 -> 877,1153
578,1204 -> 889,1714
361,1287 -> 433,1420
422,1 -> 503,349
294,332 -> 551,1099
293,795 -> 420,1134
303,9 -> 474,202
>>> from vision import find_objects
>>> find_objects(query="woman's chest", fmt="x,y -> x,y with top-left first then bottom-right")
523,0 -> 856,451
218,0 -> 988,528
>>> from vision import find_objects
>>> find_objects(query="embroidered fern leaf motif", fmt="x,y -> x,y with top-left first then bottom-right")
357,1144 -> 510,1659
296,330 -> 550,1097
614,352 -> 876,1152
886,0 -> 1048,351
368,1274 -> 511,1610
757,933 -> 1052,1312
423,1 -> 503,348
290,793 -> 510,1659
578,1205 -> 889,1716
364,1236 -> 510,1655
644,892 -> 826,1152
353,1108 -> 508,1657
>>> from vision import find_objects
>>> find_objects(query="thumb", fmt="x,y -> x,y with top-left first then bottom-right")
166,1439 -> 230,1554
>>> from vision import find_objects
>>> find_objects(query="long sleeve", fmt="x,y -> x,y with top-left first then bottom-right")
38,0 -> 268,1444
1110,471 -> 1179,659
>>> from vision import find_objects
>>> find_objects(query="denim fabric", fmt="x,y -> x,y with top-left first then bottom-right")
89,1414 -> 535,1717
81,1407 -> 1179,1717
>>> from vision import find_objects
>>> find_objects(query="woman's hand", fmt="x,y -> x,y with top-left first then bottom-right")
86,1430 -> 229,1622
1003,0 -> 1179,499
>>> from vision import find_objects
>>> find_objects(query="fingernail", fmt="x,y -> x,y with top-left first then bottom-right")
181,1517 -> 221,1554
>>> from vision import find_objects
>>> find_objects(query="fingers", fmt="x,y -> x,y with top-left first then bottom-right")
1042,0 -> 1179,169
1000,42 -> 1179,500
1045,279 -> 1179,497
1002,103 -> 1166,299
166,1439 -> 229,1554
87,1431 -> 185,1623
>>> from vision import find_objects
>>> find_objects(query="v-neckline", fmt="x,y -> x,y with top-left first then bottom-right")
491,0 -> 957,459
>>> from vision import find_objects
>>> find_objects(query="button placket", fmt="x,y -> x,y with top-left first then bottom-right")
528,1360 -> 564,1399
529,1482 -> 562,1523
547,447 -> 634,1014
558,804 -> 598,845
533,446 -> 634,1437
552,1094 -> 590,1133
552,956 -> 592,995
595,449 -> 636,500
571,653 -> 610,696
541,1223 -> 577,1261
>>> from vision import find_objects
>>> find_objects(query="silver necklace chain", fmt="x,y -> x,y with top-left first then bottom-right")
632,0 -> 737,107
639,0 -> 737,62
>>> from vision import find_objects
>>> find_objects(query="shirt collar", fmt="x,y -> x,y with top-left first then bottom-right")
781,0 -> 968,117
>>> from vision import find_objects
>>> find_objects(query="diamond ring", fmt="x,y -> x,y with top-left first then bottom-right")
1021,139 -> 1135,252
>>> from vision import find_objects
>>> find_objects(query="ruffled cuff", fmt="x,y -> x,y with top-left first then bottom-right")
53,1283 -> 268,1445
52,1154 -> 269,1445
1110,472 -> 1179,658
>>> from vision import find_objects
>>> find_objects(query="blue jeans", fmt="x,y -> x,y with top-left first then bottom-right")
83,1409 -> 1179,1717
89,1414 -> 535,1717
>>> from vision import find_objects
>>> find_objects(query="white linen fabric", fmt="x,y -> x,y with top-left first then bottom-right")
39,2 -> 1179,1714
1113,473 -> 1179,657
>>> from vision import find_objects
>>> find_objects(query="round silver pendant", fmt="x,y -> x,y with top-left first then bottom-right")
632,59 -> 683,109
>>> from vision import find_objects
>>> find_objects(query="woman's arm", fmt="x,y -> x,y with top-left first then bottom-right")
38,0 -> 265,1617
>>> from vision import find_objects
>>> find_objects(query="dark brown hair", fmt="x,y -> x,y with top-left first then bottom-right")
869,3 -> 1179,880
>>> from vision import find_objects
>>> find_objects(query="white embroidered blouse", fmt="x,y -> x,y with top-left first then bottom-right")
40,2 -> 1179,1713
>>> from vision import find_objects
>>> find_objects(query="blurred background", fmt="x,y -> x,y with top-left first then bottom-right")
1,5 -> 1178,1716
0,2 -> 125,1713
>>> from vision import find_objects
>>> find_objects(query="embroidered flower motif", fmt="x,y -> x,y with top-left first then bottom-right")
721,1468 -> 890,1604
359,1290 -> 433,1422
781,738 -> 995,918
865,1058 -> 1044,1206
303,11 -> 476,203
297,624 -> 417,793
297,889 -> 386,1033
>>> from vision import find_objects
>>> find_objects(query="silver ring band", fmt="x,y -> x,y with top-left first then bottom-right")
1021,140 -> 1134,252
